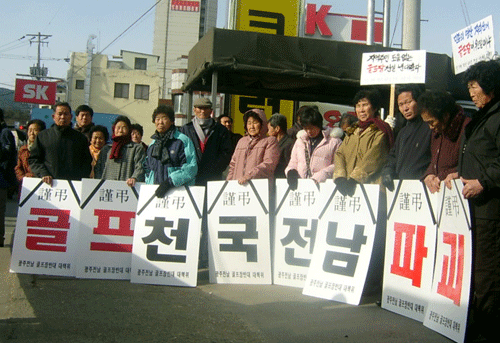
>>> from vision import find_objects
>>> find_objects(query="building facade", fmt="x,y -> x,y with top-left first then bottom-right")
66,50 -> 161,141
153,0 -> 217,100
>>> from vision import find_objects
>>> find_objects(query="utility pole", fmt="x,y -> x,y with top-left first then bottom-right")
26,32 -> 52,80
402,0 -> 421,50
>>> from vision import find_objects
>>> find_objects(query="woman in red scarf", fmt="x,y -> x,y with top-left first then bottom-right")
94,116 -> 145,186
333,89 -> 393,196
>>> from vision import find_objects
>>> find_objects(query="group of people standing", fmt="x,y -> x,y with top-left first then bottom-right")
1,58 -> 499,342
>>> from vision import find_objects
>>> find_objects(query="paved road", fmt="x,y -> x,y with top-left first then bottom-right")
1,198 -> 452,343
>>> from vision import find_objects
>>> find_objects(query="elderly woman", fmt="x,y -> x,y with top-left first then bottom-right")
89,125 -> 109,178
417,91 -> 470,193
333,89 -> 393,196
227,109 -> 279,184
144,105 -> 197,198
15,119 -> 46,185
285,106 -> 342,189
457,60 -> 500,342
95,115 -> 145,186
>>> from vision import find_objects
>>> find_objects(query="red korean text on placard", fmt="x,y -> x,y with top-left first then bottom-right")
26,208 -> 71,252
91,209 -> 135,253
437,232 -> 465,306
390,222 -> 428,287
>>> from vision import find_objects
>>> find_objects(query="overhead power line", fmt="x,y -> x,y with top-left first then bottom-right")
70,0 -> 162,78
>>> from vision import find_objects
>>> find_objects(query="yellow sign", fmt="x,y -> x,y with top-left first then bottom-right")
231,0 -> 301,135
235,0 -> 301,36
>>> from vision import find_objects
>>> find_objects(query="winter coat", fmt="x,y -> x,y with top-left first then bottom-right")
15,145 -> 34,181
29,125 -> 92,181
74,122 -> 95,141
95,142 -> 145,182
381,116 -> 432,180
0,123 -> 17,189
275,134 -> 294,179
285,128 -> 342,183
227,109 -> 280,181
180,120 -> 232,186
424,110 -> 470,181
144,128 -> 197,187
458,98 -> 500,220
333,124 -> 390,184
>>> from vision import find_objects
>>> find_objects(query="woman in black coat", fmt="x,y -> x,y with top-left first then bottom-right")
459,60 -> 500,342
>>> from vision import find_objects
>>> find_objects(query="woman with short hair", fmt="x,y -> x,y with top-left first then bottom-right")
458,60 -> 500,342
227,109 -> 279,184
94,115 -> 145,186
144,105 -> 197,198
333,89 -> 393,196
285,107 -> 342,188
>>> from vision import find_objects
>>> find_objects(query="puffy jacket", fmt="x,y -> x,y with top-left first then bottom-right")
333,124 -> 389,184
144,128 -> 197,187
227,109 -> 280,180
285,128 -> 342,183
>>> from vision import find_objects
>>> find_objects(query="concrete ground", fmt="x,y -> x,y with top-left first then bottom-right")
1,198 -> 452,343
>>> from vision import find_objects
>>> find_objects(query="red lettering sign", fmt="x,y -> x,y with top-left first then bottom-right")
437,232 -> 465,306
305,4 -> 333,36
25,208 -> 71,252
91,209 -> 136,252
390,222 -> 428,287
14,79 -> 57,105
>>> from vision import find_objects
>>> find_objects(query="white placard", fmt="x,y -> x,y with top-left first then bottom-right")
451,15 -> 495,74
10,178 -> 82,277
360,50 -> 427,85
75,179 -> 140,280
130,185 -> 204,287
382,180 -> 438,322
424,180 -> 472,343
207,180 -> 272,285
273,179 -> 334,288
303,182 -> 380,305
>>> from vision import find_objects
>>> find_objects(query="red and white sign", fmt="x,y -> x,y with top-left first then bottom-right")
302,4 -> 383,44
383,180 -> 438,322
10,178 -> 82,277
75,179 -> 140,280
14,79 -> 57,105
424,180 -> 472,343
171,0 -> 199,12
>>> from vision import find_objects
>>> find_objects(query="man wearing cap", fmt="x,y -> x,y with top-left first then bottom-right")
180,98 -> 232,268
180,98 -> 232,185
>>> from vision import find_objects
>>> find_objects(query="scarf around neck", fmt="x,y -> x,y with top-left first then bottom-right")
358,117 -> 394,148
109,134 -> 131,159
150,126 -> 176,164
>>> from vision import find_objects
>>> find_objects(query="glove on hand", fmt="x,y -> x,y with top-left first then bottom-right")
334,177 -> 357,197
286,169 -> 300,190
155,179 -> 173,198
381,173 -> 395,192
384,115 -> 396,129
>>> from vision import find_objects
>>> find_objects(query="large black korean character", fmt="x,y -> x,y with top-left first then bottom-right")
142,217 -> 189,263
218,216 -> 258,262
322,222 -> 367,277
281,218 -> 317,267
